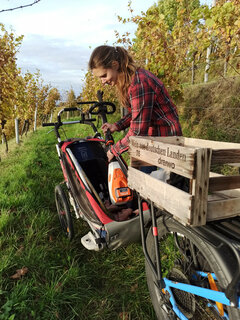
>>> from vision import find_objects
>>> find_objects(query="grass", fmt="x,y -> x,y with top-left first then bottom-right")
0,120 -> 155,320
180,76 -> 240,143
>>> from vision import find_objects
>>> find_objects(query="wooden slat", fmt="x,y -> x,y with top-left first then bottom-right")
183,137 -> 240,149
208,193 -> 230,202
210,172 -> 240,197
129,136 -> 196,178
228,163 -> 240,167
130,158 -> 152,168
211,149 -> 240,164
134,136 -> 185,146
128,167 -> 192,225
207,198 -> 240,221
191,148 -> 212,226
209,176 -> 240,192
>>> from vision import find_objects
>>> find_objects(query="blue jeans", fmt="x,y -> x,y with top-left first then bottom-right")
140,166 -> 157,174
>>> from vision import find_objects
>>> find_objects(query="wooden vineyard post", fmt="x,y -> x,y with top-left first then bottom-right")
15,105 -> 20,144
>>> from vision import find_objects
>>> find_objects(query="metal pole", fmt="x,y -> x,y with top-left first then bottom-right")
34,104 -> 38,131
204,0 -> 216,83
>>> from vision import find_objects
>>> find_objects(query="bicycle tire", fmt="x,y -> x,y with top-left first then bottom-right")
145,215 -> 240,320
55,184 -> 74,240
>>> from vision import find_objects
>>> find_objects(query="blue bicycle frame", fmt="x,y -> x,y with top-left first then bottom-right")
138,195 -> 240,319
164,275 -> 240,320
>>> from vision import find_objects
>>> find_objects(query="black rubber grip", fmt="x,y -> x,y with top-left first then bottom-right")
42,123 -> 55,127
85,118 -> 96,122
64,107 -> 79,112
88,102 -> 116,115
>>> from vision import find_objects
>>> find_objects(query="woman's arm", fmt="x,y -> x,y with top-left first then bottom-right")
114,112 -> 132,131
112,81 -> 154,155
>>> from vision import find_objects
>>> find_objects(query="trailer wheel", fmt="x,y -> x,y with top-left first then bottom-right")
55,184 -> 74,240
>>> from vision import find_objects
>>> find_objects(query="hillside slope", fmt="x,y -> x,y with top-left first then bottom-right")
180,76 -> 240,142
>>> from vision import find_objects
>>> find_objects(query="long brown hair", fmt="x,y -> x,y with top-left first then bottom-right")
88,45 -> 136,106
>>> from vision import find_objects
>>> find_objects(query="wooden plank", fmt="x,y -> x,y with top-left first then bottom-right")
128,167 -> 192,225
228,163 -> 240,167
209,175 -> 240,192
207,198 -> 240,221
211,149 -> 240,164
130,157 -> 152,168
212,190 -> 240,198
191,148 -> 212,226
134,136 -> 185,146
183,137 -> 240,150
208,193 -> 230,202
210,172 -> 240,197
129,136 -> 196,178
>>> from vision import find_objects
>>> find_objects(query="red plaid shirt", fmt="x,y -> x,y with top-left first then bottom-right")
111,68 -> 182,155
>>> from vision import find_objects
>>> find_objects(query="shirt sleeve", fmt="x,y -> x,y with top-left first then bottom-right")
112,80 -> 154,155
114,112 -> 132,131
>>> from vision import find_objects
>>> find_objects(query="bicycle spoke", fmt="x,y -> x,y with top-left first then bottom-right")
159,233 -> 228,319
146,216 -> 240,320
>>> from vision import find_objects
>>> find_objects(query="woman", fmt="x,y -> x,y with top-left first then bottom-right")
89,45 -> 182,164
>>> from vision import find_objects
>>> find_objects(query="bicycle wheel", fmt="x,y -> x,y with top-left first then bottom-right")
145,215 -> 240,320
55,184 -> 74,240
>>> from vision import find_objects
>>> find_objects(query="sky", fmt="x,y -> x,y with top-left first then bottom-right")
0,0 -> 212,100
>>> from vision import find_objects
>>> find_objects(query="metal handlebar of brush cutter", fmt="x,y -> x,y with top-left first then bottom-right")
94,90 -> 128,177
97,90 -> 114,147
94,91 -> 133,205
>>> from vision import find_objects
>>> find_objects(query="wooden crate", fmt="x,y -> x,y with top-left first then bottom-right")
128,136 -> 240,226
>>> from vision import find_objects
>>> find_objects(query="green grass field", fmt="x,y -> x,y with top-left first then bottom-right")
0,122 -> 155,320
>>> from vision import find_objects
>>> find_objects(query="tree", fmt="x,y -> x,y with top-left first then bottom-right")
43,88 -> 60,121
211,0 -> 240,76
191,0 -> 240,81
115,0 -> 201,98
156,0 -> 200,31
0,23 -> 23,149
0,23 -> 61,144
65,88 -> 76,108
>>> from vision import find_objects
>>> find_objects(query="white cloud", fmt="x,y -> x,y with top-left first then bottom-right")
0,0 -> 157,96
1,0 -> 146,45
17,34 -> 91,95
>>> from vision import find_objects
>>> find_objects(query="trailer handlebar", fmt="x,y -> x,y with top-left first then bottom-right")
42,118 -> 97,127
42,122 -> 56,127
42,97 -> 116,141
88,101 -> 116,116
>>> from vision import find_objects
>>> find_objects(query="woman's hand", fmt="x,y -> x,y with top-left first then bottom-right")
101,122 -> 118,134
107,149 -> 114,162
